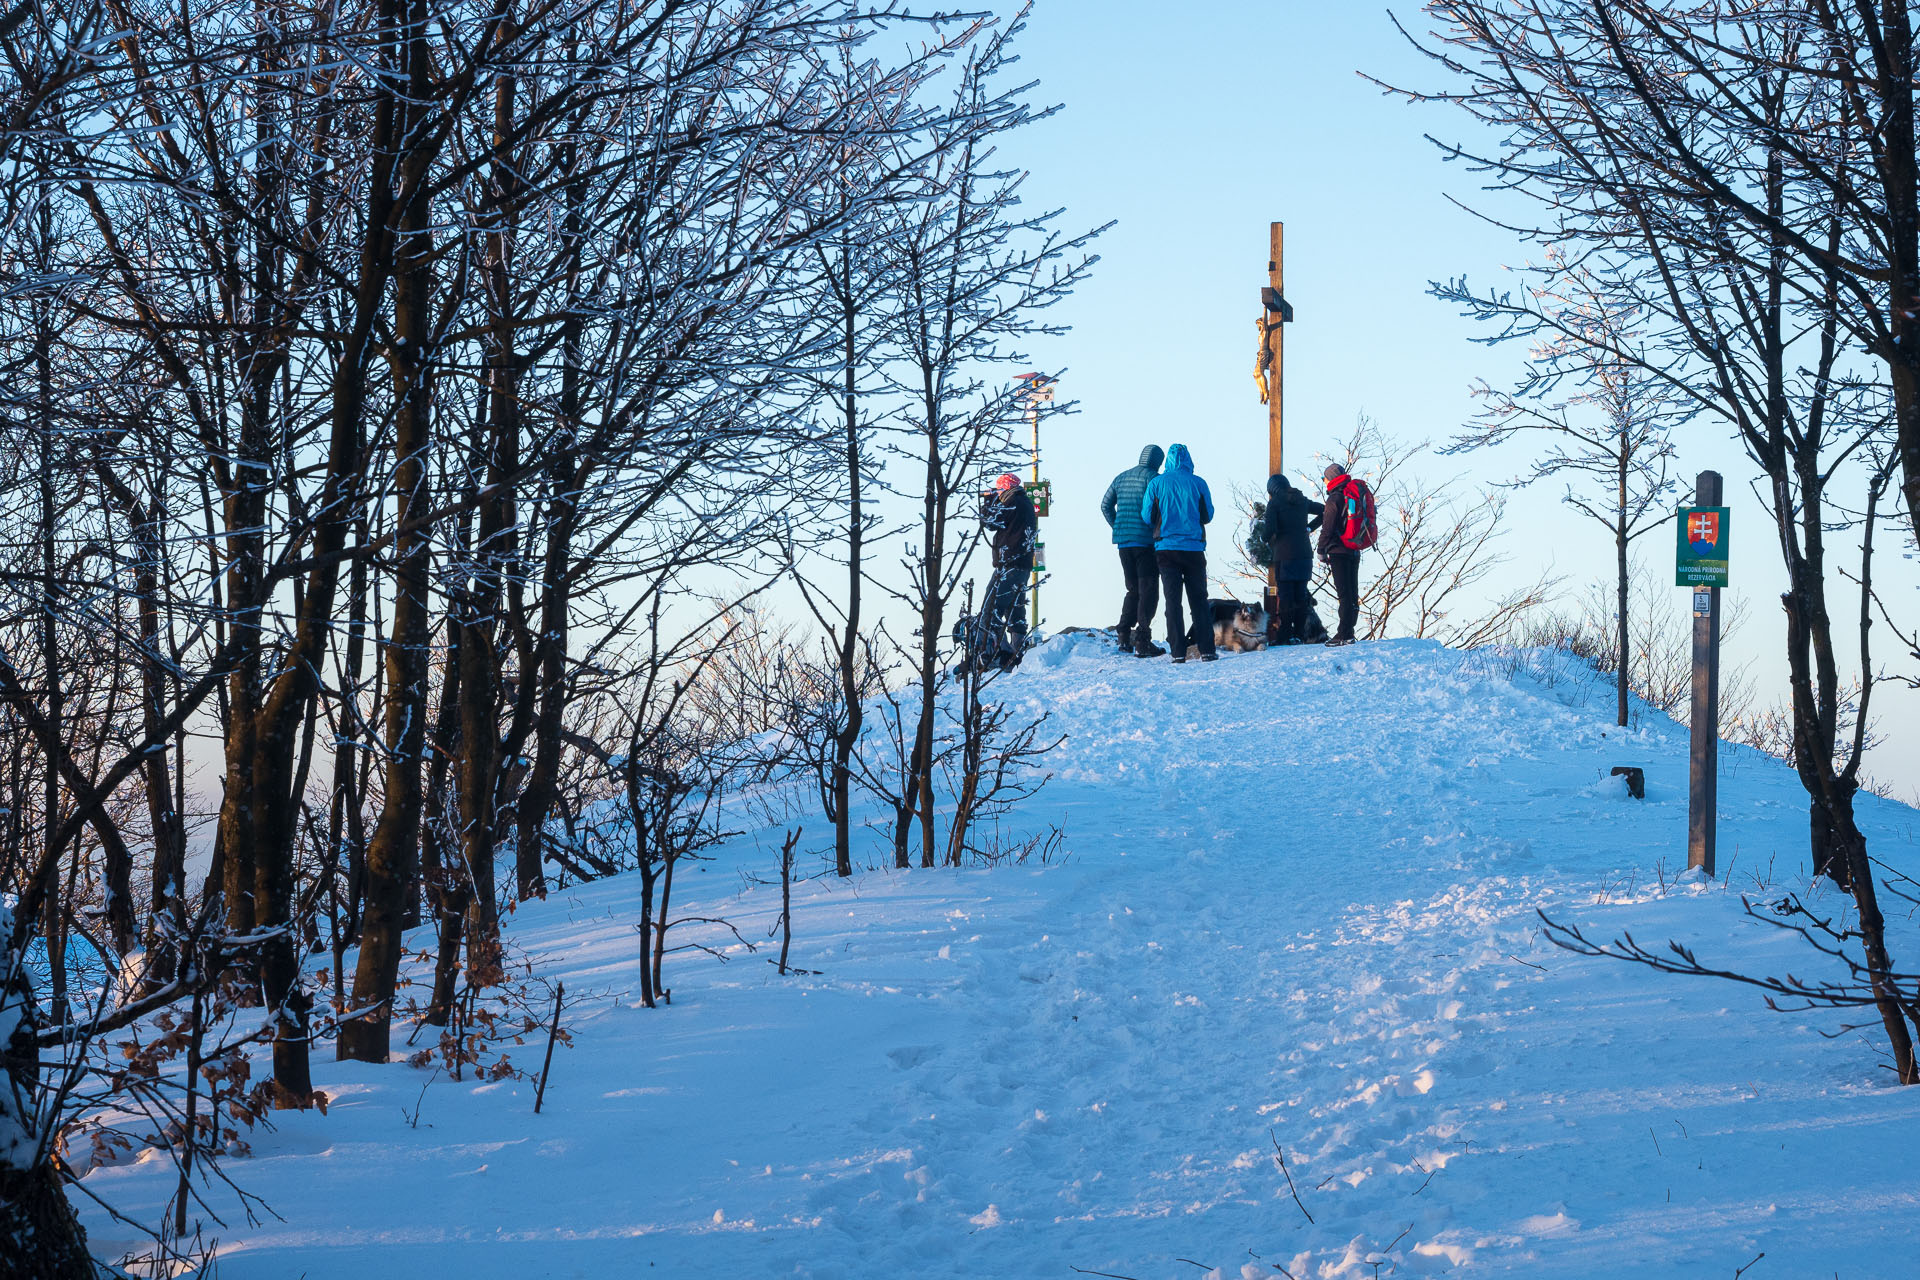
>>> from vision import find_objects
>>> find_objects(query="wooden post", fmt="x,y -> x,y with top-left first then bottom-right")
1030,397 -> 1041,633
1687,470 -> 1723,877
1015,373 -> 1054,637
1262,224 -> 1286,609
1266,222 -> 1285,477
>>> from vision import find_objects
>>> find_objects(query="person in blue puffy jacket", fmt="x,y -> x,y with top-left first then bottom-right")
1140,443 -> 1217,662
1099,443 -> 1168,658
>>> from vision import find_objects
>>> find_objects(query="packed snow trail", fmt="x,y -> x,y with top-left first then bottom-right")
82,637 -> 1920,1277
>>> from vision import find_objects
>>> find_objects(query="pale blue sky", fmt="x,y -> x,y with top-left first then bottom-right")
994,1 -> 1920,792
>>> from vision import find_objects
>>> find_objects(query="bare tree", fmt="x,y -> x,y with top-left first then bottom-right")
1398,0 -> 1919,1080
882,9 -> 1104,869
0,2 -> 1107,1267
780,29 -> 940,877
1442,255 -> 1681,723
1311,417 -> 1555,645
940,583 -> 1063,866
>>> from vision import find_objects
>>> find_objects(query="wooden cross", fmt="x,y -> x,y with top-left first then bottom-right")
1256,222 -> 1292,605
1255,221 -> 1292,474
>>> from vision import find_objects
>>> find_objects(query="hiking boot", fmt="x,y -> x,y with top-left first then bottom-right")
1325,636 -> 1355,648
1200,652 -> 1219,662
1116,625 -> 1133,652
1133,634 -> 1167,658
1169,649 -> 1188,664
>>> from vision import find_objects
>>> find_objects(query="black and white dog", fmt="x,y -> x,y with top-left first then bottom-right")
1190,598 -> 1269,654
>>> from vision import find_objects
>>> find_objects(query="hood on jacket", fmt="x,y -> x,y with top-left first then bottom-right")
1267,474 -> 1295,500
1137,444 -> 1165,471
1166,443 -> 1194,474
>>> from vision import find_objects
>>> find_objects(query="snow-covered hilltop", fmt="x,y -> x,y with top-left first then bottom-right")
81,637 -> 1920,1278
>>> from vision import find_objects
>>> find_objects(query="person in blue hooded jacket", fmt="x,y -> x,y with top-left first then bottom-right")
1099,444 -> 1169,658
1139,443 -> 1217,662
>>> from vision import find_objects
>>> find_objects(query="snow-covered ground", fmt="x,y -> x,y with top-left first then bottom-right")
81,636 -> 1920,1278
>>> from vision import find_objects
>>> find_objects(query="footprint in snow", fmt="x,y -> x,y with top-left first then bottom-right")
886,1044 -> 941,1070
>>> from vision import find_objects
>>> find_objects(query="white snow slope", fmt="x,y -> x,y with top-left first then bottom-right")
81,636 -> 1920,1279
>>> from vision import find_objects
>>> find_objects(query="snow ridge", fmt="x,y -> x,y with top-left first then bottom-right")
82,637 -> 1920,1278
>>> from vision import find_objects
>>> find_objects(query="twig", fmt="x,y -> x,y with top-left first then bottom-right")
777,827 -> 799,975
1070,1269 -> 1142,1280
401,1068 -> 438,1129
1270,1127 -> 1315,1224
1507,953 -> 1547,971
1175,1261 -> 1214,1272
534,982 -> 565,1115
1734,1253 -> 1765,1278
1649,1126 -> 1662,1156
1410,1159 -> 1439,1196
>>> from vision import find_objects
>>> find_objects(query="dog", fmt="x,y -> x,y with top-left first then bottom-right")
1189,598 -> 1269,654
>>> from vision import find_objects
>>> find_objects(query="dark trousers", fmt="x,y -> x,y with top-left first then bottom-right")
984,560 -> 1031,653
1328,553 -> 1360,641
1116,544 -> 1159,637
1156,549 -> 1213,657
1272,577 -> 1310,641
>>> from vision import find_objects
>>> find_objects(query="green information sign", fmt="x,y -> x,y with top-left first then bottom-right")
1675,505 -> 1730,587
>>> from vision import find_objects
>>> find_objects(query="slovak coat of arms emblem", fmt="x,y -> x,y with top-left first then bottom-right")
1688,510 -> 1721,554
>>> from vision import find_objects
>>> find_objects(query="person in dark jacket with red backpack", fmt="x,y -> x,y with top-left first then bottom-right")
1315,462 -> 1376,646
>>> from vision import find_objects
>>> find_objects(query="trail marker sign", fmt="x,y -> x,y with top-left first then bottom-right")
1675,504 -> 1730,587
1682,473 -> 1724,877
1025,479 -> 1051,518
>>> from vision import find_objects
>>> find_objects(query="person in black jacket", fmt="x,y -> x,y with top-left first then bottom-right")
979,473 -> 1037,668
1262,474 -> 1319,643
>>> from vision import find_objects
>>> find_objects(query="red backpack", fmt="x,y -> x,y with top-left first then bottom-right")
1337,476 -> 1378,551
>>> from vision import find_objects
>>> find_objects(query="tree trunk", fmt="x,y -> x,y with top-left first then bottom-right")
650,849 -> 676,1001
136,504 -> 184,984
635,853 -> 657,1010
0,1160 -> 96,1280
832,268 -> 863,879
458,22 -> 519,991
1825,786 -> 1920,1084
36,284 -> 69,1029
945,659 -> 984,867
1,922 -> 95,1279
328,504 -> 372,949
514,477 -> 573,898
341,18 -> 434,1058
1870,3 -> 1920,551
911,420 -> 944,870
511,138 -> 582,903
424,629 -> 465,1027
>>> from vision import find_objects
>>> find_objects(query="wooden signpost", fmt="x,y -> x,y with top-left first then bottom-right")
1677,470 -> 1728,877
1015,372 -> 1056,633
